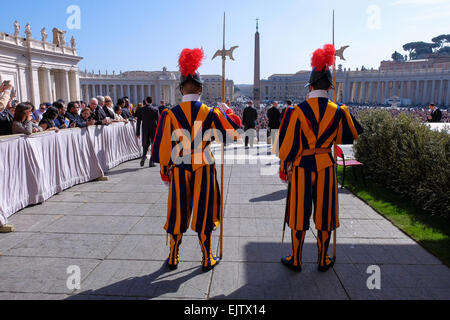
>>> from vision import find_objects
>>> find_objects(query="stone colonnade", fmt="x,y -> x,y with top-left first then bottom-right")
35,67 -> 80,104
335,71 -> 450,106
80,81 -> 177,106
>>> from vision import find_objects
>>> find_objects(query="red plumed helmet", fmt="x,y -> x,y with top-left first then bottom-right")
178,48 -> 205,77
311,44 -> 336,71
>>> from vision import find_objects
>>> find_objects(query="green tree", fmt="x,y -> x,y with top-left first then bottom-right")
392,51 -> 405,62
432,34 -> 450,49
403,42 -> 439,60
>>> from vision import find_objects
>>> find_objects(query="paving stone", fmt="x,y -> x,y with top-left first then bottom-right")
45,216 -> 141,235
72,203 -> 153,217
74,259 -> 212,299
1,156 -> 449,300
4,233 -> 123,259
0,232 -> 34,253
6,214 -> 64,232
128,217 -> 170,235
17,202 -> 84,215
0,256 -> 100,294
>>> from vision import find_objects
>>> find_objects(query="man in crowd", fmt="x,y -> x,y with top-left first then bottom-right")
267,101 -> 282,146
282,100 -> 292,118
243,100 -> 258,149
66,101 -> 95,128
427,103 -> 442,123
88,98 -> 111,125
122,97 -> 132,119
53,101 -> 70,129
135,97 -> 159,168
34,103 -> 50,121
158,100 -> 167,117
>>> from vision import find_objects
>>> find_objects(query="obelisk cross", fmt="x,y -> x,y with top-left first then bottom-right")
212,12 -> 239,103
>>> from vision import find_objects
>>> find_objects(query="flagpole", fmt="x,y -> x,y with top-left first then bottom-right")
212,13 -> 239,260
332,9 -> 338,263
220,12 -> 226,260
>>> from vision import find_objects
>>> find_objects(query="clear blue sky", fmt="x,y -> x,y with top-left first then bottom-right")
1,0 -> 448,84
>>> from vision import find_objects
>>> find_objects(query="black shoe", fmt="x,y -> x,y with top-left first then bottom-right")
140,158 -> 146,167
318,257 -> 335,272
202,255 -> 220,273
149,162 -> 156,168
281,256 -> 302,272
166,258 -> 178,271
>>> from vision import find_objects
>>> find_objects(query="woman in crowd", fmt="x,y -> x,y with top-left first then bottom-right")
114,105 -> 129,123
39,107 -> 60,132
134,102 -> 144,115
12,103 -> 43,135
80,107 -> 92,122
104,96 -> 119,121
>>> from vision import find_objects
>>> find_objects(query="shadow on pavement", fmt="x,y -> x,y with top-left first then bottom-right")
66,263 -> 203,300
208,241 -> 450,300
105,167 -> 147,176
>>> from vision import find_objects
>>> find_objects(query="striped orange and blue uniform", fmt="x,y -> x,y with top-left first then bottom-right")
275,97 -> 363,232
151,101 -> 241,236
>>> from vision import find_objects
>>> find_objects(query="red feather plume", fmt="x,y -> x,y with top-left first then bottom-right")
311,44 -> 336,71
178,48 -> 205,77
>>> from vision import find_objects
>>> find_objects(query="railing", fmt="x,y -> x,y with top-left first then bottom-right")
0,122 -> 142,226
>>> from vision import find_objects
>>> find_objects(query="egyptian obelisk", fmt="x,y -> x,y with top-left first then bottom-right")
253,19 -> 261,109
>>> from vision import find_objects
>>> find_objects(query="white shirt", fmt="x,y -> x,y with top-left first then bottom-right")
182,94 -> 201,102
306,90 -> 330,100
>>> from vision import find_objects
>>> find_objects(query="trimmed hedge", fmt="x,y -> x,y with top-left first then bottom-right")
354,110 -> 450,218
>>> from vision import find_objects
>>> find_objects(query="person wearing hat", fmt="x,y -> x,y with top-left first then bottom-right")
151,48 -> 241,272
274,44 -> 363,273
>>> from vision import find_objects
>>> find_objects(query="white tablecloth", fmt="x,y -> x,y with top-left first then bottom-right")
0,122 -> 142,226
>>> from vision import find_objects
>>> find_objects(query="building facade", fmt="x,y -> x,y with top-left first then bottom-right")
0,23 -> 82,106
262,58 -> 450,107
80,68 -> 181,106
80,71 -> 234,106
201,75 -> 234,104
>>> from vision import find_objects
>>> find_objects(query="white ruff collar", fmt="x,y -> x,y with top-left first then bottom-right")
182,94 -> 201,102
307,90 -> 330,99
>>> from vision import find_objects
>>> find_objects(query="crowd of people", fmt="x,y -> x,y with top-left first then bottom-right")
0,81 -> 173,138
2,78 -> 447,140
345,103 -> 448,123
226,99 -> 449,134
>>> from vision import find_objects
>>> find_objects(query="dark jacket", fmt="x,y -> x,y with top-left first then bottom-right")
66,111 -> 87,128
122,107 -> 132,119
243,106 -> 258,130
158,105 -> 166,117
135,104 -> 159,140
93,105 -> 108,125
0,109 -> 14,136
103,106 -> 116,119
428,108 -> 442,123
267,107 -> 282,129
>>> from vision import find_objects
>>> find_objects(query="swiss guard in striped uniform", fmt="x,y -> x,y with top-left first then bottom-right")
275,44 -> 363,272
151,48 -> 242,272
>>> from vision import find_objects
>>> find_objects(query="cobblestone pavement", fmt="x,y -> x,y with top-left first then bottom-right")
0,143 -> 449,300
